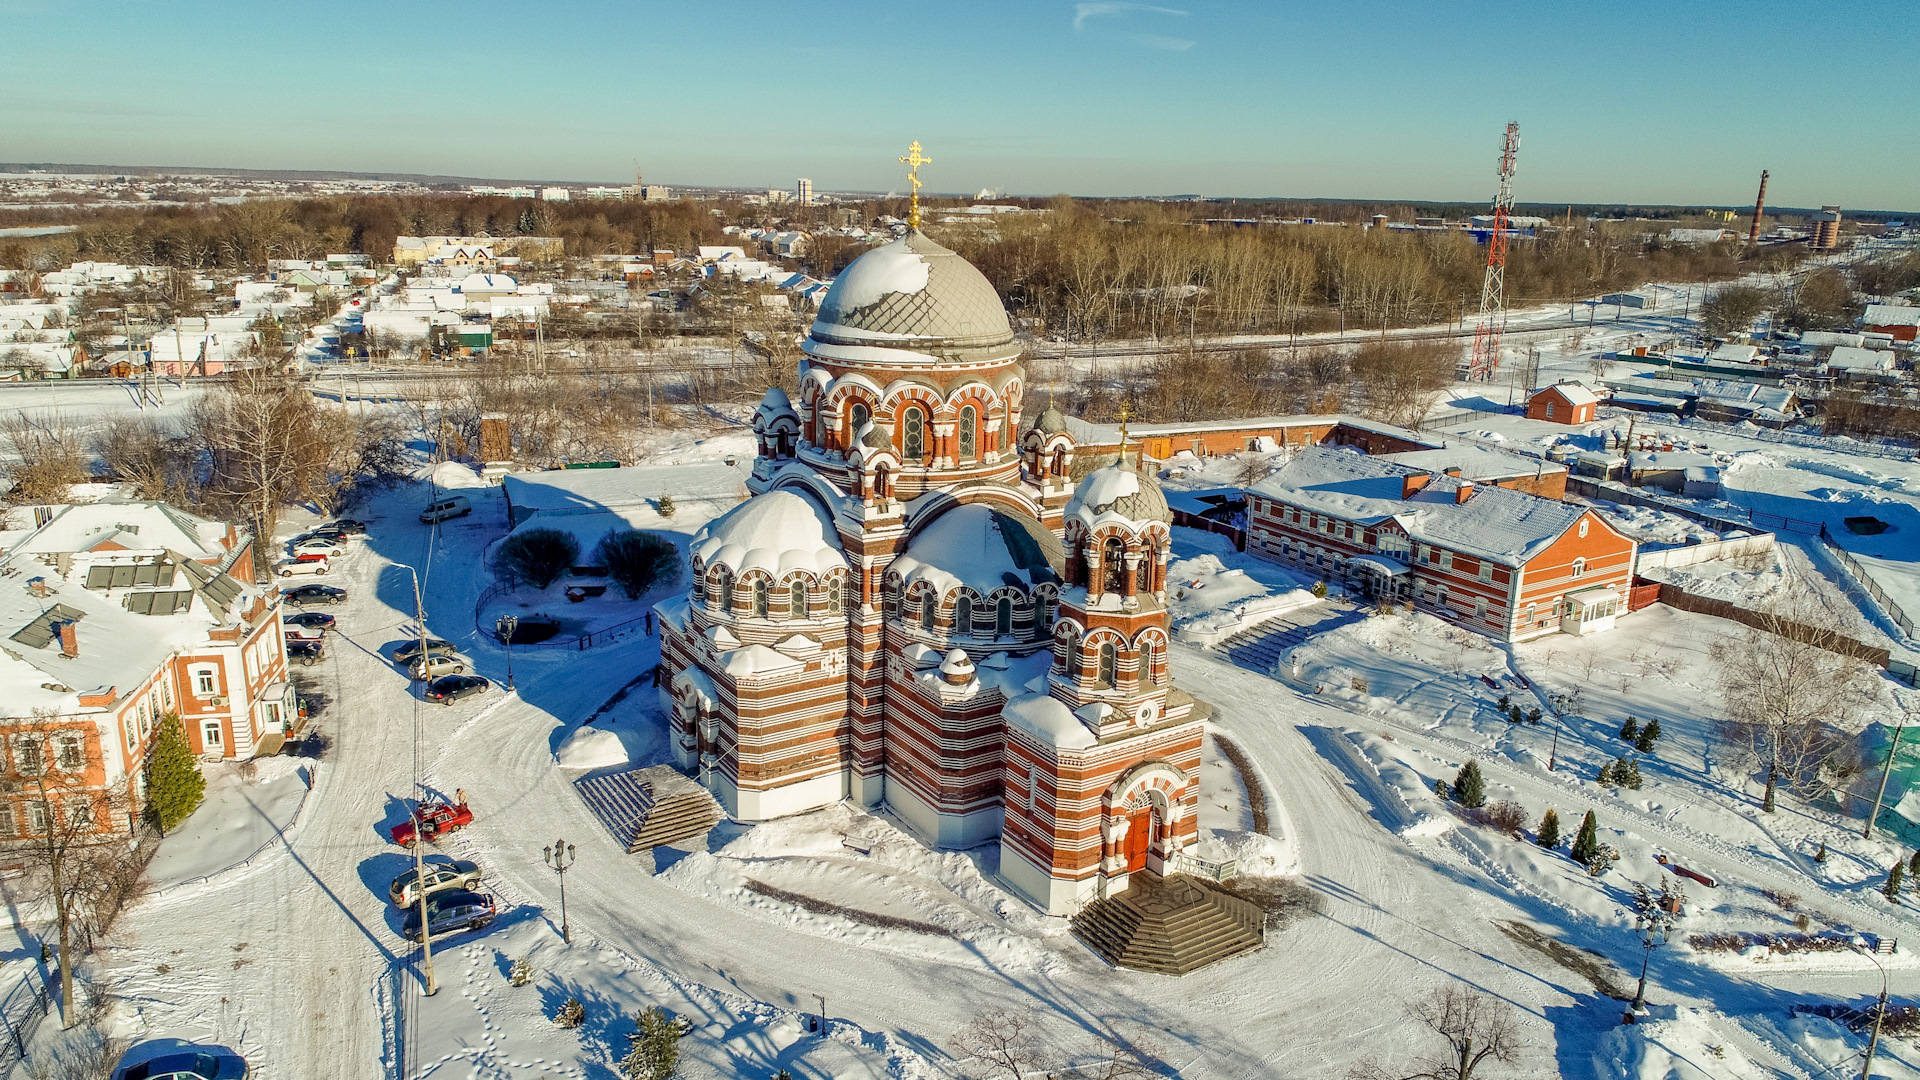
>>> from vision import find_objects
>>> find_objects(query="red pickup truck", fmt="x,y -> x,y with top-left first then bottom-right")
390,802 -> 474,847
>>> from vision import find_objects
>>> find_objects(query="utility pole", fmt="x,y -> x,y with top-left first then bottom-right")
1855,939 -> 1888,1080
1863,712 -> 1907,840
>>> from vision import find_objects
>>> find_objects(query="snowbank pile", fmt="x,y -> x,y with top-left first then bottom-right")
1167,554 -> 1317,646
1593,1007 -> 1766,1080
428,460 -> 485,489
556,724 -> 632,769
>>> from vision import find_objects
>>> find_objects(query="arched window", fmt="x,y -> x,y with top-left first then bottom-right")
1570,557 -> 1587,578
849,401 -> 870,436
1144,639 -> 1163,684
874,463 -> 890,499
828,577 -> 844,614
1039,592 -> 1056,630
920,592 -> 937,632
790,580 -> 807,618
752,578 -> 769,619
958,405 -> 977,460
995,596 -> 1013,637
955,594 -> 973,636
902,407 -> 926,461
719,572 -> 735,613
1102,538 -> 1127,594
1097,642 -> 1117,687
1136,554 -> 1152,594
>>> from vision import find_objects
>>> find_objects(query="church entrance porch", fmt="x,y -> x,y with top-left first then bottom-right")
1069,871 -> 1265,975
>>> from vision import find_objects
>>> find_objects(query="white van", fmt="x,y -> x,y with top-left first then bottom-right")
420,496 -> 472,524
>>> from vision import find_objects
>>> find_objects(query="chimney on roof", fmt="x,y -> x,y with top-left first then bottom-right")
1401,473 -> 1432,500
58,620 -> 78,658
28,577 -> 50,598
1442,466 -> 1462,477
1455,481 -> 1475,504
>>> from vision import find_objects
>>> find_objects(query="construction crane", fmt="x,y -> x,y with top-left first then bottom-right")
1466,122 -> 1520,383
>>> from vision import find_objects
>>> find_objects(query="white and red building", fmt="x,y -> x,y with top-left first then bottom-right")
656,230 -> 1204,915
1244,447 -> 1636,642
0,502 -> 292,842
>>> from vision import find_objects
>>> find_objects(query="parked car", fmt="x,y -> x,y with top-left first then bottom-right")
275,559 -> 330,578
289,537 -> 347,558
426,674 -> 491,706
389,801 -> 474,847
392,637 -> 455,665
409,655 -> 466,681
112,1050 -> 249,1080
388,858 -> 483,907
286,640 -> 325,667
401,888 -> 495,942
312,518 -> 367,537
420,496 -> 472,524
282,584 -> 347,606
284,625 -> 325,643
283,612 -> 335,632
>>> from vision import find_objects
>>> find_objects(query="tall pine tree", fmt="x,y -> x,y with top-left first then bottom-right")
144,712 -> 205,833
1453,760 -> 1486,809
1888,862 -> 1907,905
622,1007 -> 685,1080
1571,810 -> 1600,865
1635,718 -> 1662,755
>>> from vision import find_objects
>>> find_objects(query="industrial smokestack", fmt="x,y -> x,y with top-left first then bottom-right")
1747,170 -> 1769,244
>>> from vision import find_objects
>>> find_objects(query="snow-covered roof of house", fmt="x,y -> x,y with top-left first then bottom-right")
1691,379 -> 1796,412
1247,446 -> 1598,567
889,504 -> 1062,598
1628,451 -> 1716,473
1533,382 -> 1599,407
501,461 -> 751,518
458,273 -> 516,294
690,489 -> 847,580
1377,445 -> 1567,482
1863,303 -> 1920,327
1827,345 -> 1896,371
1800,331 -> 1864,348
1708,344 -> 1760,363
10,502 -> 236,562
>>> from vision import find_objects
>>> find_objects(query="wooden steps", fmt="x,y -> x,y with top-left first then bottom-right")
1071,872 -> 1264,975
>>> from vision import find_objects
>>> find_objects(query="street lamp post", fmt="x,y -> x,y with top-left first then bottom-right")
497,614 -> 518,690
1625,880 -> 1680,1023
545,838 -> 577,944
1853,937 -> 1888,1080
1863,712 -> 1907,841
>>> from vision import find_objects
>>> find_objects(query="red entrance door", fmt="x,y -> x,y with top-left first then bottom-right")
1124,809 -> 1153,872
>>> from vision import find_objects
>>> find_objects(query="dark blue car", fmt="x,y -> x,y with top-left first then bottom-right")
113,1051 -> 249,1080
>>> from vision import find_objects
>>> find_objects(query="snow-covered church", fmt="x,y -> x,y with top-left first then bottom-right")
655,229 -> 1207,915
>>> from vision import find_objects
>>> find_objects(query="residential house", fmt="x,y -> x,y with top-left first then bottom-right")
1863,304 -> 1920,343
1527,382 -> 1600,425
1245,446 -> 1636,641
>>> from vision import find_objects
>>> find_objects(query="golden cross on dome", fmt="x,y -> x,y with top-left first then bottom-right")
899,140 -> 932,229
1116,401 -> 1133,460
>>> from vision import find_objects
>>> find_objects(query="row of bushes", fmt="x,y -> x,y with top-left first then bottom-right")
494,527 -> 680,596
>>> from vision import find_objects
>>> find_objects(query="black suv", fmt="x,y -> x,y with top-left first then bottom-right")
283,584 -> 347,607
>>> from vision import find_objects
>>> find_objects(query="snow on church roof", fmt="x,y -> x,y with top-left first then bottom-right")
889,504 -> 1062,598
691,489 -> 848,580
806,231 -> 1016,362
1001,692 -> 1096,751
1067,455 -> 1172,530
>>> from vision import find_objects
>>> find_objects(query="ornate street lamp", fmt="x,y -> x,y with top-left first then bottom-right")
545,837 -> 577,944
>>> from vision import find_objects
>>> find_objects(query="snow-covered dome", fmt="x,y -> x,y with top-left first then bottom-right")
890,504 -> 1062,598
808,231 -> 1015,361
691,489 -> 848,580
752,387 -> 798,432
1029,405 -> 1070,436
1067,454 -> 1171,529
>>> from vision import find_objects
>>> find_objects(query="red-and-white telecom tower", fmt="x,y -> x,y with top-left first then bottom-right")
1466,122 -> 1520,382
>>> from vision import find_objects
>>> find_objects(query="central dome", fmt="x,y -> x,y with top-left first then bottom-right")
809,231 -> 1015,358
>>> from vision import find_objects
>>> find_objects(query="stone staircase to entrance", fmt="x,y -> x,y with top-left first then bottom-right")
1215,602 -> 1364,674
1071,872 -> 1264,975
575,764 -> 724,852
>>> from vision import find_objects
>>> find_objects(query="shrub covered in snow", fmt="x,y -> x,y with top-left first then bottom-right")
1487,801 -> 1526,836
509,957 -> 532,987
594,529 -> 681,600
554,997 -> 584,1028
622,1006 -> 687,1080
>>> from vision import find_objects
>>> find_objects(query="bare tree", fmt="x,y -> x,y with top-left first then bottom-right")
954,1008 -> 1054,1080
1348,986 -> 1521,1080
1709,600 -> 1879,811
0,410 -> 89,506
91,414 -> 193,503
1350,340 -> 1456,430
191,367 -> 322,576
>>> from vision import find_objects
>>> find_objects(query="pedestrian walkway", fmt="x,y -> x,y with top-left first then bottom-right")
1215,602 -> 1365,673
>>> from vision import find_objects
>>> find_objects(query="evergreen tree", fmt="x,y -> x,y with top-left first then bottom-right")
1453,760 -> 1486,809
1498,694 -> 1511,713
622,1007 -> 685,1080
1433,778 -> 1450,801
1910,850 -> 1920,877
1526,707 -> 1543,725
1635,718 -> 1662,755
1814,842 -> 1828,864
1504,706 -> 1520,724
1571,810 -> 1600,865
1888,862 -> 1906,905
1536,808 -> 1561,849
1619,717 -> 1640,742
656,494 -> 676,519
1598,760 -> 1616,786
1623,759 -> 1644,790
144,712 -> 205,833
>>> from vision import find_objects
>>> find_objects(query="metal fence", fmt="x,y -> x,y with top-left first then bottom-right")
1817,525 -> 1917,641
0,973 -> 53,1074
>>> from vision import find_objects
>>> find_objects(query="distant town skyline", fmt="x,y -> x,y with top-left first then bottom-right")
6,0 -> 1914,212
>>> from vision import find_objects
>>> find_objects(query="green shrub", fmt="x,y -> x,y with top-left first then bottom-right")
594,530 -> 681,600
494,528 -> 581,590
1571,810 -> 1600,864
1536,808 -> 1561,848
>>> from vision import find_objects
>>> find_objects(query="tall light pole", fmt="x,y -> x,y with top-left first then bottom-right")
395,562 -> 436,996
1852,937 -> 1888,1080
545,838 -> 577,944
1863,713 -> 1907,840
497,614 -> 518,690
1625,880 -> 1680,1023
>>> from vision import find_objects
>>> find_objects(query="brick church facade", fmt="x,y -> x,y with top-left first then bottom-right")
655,230 -> 1206,914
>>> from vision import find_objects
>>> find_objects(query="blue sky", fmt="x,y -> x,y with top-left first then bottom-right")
4,0 -> 1912,210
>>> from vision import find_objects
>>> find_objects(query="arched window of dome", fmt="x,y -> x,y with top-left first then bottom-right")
995,595 -> 1013,637
955,593 -> 973,636
719,572 -> 735,614
1097,641 -> 1117,688
920,591 -> 937,632
1136,556 -> 1151,595
874,463 -> 891,500
958,405 -> 977,461
790,579 -> 807,618
827,576 -> 844,614
902,407 -> 926,462
753,579 -> 770,619
849,402 -> 870,438
1102,538 -> 1127,594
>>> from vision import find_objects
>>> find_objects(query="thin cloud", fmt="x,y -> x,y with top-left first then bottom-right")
1131,32 -> 1195,51
1072,2 -> 1189,32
